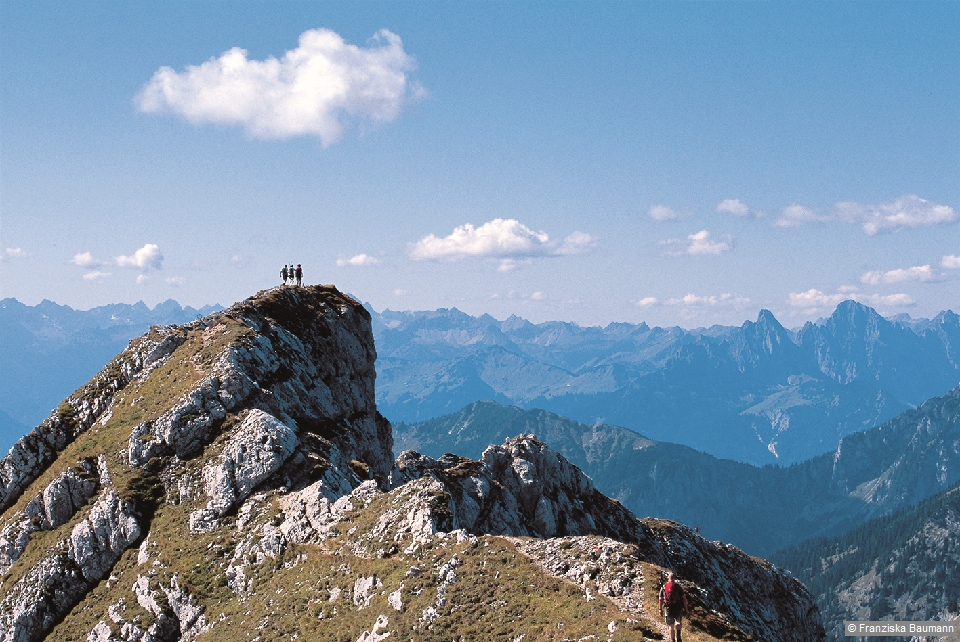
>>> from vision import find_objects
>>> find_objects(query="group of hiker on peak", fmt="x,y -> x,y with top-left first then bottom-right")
280,264 -> 303,287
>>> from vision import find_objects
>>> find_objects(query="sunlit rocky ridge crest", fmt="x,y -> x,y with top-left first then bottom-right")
0,285 -> 823,641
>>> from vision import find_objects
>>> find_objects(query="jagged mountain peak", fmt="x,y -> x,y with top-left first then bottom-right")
1,286 -> 823,642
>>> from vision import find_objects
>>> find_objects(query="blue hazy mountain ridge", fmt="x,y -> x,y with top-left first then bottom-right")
0,298 -> 222,451
371,301 -> 960,466
393,390 -> 960,556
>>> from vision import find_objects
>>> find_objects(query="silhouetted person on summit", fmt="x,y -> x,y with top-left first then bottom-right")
658,572 -> 689,642
295,264 -> 302,286
281,265 -> 289,285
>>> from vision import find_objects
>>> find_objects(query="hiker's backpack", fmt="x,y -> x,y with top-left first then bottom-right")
664,580 -> 682,605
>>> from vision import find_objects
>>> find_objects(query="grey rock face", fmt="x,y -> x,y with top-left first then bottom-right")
0,489 -> 140,642
126,337 -> 260,467
394,435 -> 640,541
0,327 -> 185,513
0,457 -> 105,574
190,409 -> 298,532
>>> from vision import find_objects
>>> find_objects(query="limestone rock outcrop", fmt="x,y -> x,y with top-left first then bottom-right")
0,285 -> 823,642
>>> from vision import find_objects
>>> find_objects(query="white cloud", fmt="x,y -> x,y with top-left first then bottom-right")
71,252 -> 103,267
660,230 -> 732,256
82,271 -> 111,281
409,218 -> 593,270
166,276 -> 186,285
136,275 -> 149,284
393,289 -> 408,296
496,258 -> 532,272
666,293 -> 750,306
776,195 -> 956,234
839,195 -> 956,235
787,289 -> 849,308
716,199 -> 760,217
136,28 -> 419,145
775,204 -> 826,228
860,265 -> 942,285
635,297 -> 658,307
337,253 -> 381,267
1,247 -> 29,261
647,205 -> 678,221
866,293 -> 915,307
531,291 -> 544,301
555,231 -> 596,255
787,288 -> 915,310
116,244 -> 164,270
942,255 -> 960,269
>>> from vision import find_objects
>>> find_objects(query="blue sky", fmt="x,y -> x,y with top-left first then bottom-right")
1,1 -> 957,327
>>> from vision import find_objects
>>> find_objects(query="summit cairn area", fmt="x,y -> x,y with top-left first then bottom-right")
0,285 -> 824,642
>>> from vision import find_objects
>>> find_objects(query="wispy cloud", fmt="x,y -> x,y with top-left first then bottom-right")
659,230 -> 732,256
716,199 -> 761,218
116,244 -> 164,270
942,255 -> 960,269
775,204 -> 828,228
409,218 -> 594,271
1,247 -> 29,261
554,231 -> 596,255
136,28 -> 420,145
82,271 -> 111,281
666,293 -> 750,306
634,297 -> 658,307
337,253 -> 381,267
787,289 -> 849,309
776,195 -> 956,234
787,288 -> 915,311
860,264 -> 943,285
165,276 -> 186,285
647,205 -> 678,221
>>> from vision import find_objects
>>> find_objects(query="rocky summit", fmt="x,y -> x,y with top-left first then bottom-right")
0,286 -> 824,642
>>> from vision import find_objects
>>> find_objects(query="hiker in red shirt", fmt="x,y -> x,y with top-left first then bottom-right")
658,572 -> 689,642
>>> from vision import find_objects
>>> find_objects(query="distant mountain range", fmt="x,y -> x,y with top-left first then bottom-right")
395,387 -> 960,556
0,298 -> 221,451
373,301 -> 960,465
5,297 -> 959,469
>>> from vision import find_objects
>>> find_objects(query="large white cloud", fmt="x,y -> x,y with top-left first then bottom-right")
775,195 -> 956,234
409,218 -> 594,270
116,244 -> 164,270
136,28 -> 419,144
659,230 -> 732,256
860,264 -> 942,285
